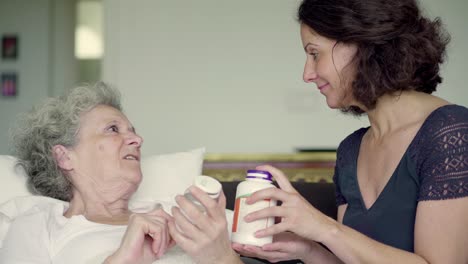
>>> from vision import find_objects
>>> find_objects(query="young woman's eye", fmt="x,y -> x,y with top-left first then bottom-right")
310,52 -> 319,60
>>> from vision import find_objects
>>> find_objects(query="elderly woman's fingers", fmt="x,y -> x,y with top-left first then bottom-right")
186,186 -> 218,215
185,186 -> 227,219
167,217 -> 193,250
150,217 -> 169,257
145,208 -> 175,250
174,194 -> 206,225
146,206 -> 172,220
126,212 -> 172,258
180,188 -> 229,240
170,205 -> 203,239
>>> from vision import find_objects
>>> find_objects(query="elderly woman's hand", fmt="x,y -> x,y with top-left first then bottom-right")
168,187 -> 242,264
105,208 -> 174,264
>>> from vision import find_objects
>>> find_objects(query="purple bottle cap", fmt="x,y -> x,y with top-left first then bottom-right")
246,170 -> 273,181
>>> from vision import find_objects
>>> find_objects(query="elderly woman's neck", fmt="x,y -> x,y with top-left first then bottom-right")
64,191 -> 131,225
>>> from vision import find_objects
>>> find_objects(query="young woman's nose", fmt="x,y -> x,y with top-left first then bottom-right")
303,59 -> 318,83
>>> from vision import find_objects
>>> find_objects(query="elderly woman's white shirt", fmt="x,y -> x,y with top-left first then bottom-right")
0,196 -> 197,264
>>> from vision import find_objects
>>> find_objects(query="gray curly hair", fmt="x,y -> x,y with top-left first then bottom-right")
11,82 -> 122,201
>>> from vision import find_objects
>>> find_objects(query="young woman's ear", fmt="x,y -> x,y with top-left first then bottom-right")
52,145 -> 73,171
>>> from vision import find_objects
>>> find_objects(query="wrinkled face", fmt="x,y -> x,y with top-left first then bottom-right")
68,105 -> 143,200
300,23 -> 360,109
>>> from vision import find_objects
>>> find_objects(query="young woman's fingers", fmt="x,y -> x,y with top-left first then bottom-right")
242,245 -> 290,262
246,186 -> 288,205
254,221 -> 289,238
231,244 -> 261,259
255,165 -> 297,193
244,204 -> 286,222
261,241 -> 286,251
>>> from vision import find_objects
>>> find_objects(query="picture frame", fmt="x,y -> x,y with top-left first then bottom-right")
1,72 -> 18,97
2,35 -> 19,60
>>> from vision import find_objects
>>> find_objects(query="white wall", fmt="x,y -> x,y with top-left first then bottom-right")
102,0 -> 467,156
0,0 -> 76,154
0,0 -> 51,154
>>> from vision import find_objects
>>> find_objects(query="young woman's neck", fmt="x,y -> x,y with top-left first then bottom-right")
365,91 -> 448,139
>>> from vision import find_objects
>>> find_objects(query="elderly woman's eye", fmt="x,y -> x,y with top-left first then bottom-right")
108,125 -> 119,132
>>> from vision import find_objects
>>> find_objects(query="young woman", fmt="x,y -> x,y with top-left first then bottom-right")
169,0 -> 468,263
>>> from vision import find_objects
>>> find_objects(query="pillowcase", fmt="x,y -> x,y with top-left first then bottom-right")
131,147 -> 205,203
0,155 -> 30,205
0,148 -> 205,205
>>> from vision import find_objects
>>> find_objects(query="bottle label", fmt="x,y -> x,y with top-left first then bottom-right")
232,194 -> 275,233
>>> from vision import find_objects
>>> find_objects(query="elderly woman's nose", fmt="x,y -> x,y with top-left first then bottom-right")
126,132 -> 143,146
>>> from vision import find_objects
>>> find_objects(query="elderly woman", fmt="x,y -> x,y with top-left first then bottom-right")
0,83 -> 173,263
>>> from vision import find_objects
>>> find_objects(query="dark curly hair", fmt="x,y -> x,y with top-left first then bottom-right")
298,0 -> 450,114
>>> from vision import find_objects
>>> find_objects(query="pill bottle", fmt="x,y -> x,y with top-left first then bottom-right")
183,175 -> 222,213
231,170 -> 277,246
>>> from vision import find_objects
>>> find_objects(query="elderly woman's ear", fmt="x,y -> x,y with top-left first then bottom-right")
52,145 -> 73,171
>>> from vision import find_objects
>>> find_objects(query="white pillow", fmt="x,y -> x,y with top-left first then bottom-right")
0,148 -> 205,205
131,147 -> 205,203
0,156 -> 31,205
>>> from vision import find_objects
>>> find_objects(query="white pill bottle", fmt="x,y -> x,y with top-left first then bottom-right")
231,170 -> 277,246
178,175 -> 222,232
184,175 -> 222,213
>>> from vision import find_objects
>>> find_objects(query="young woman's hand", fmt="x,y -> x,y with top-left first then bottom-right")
168,187 -> 242,264
245,165 -> 337,243
232,232 -> 319,263
105,208 -> 174,264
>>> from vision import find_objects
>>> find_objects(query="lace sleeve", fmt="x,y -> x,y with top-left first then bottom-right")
418,111 -> 468,201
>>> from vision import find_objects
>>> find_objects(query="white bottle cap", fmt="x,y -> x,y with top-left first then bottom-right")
193,175 -> 222,199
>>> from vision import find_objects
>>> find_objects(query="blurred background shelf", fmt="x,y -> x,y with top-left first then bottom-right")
203,152 -> 336,183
